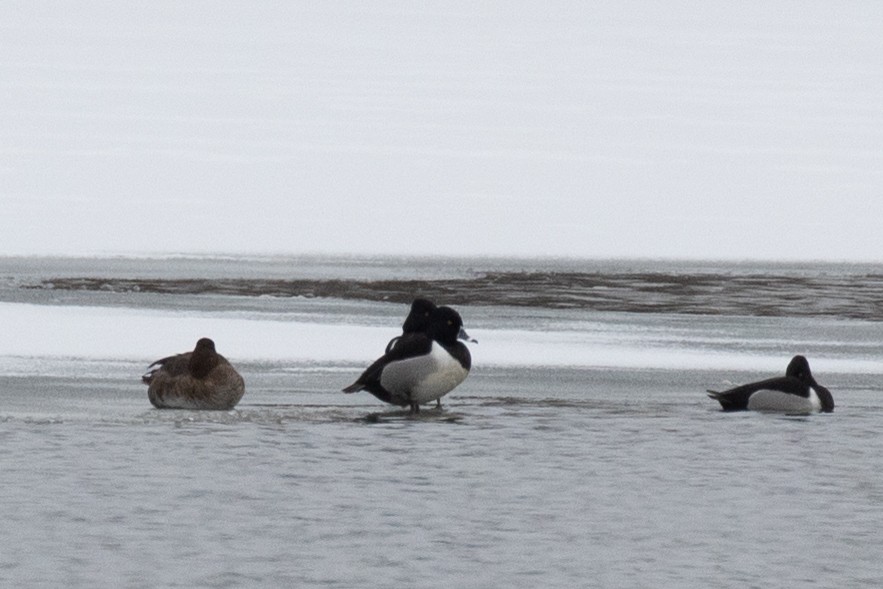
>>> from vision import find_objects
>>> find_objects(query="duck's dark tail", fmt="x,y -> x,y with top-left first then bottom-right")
706,389 -> 750,411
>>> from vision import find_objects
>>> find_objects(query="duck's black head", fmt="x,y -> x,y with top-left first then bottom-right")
189,337 -> 220,379
785,355 -> 812,382
428,306 -> 474,345
402,298 -> 437,334
786,354 -> 833,412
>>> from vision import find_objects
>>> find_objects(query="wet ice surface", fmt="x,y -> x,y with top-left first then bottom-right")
2,365 -> 883,588
2,256 -> 883,587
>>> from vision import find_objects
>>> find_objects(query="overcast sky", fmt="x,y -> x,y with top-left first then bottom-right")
2,2 -> 882,261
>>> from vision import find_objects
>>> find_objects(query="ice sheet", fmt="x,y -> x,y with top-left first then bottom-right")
3,302 -> 881,377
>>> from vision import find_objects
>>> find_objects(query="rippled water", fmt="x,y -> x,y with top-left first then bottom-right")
2,256 -> 883,587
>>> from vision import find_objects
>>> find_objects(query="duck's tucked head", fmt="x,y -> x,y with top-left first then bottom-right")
402,298 -> 437,333
785,355 -> 812,382
429,306 -> 474,345
189,337 -> 220,379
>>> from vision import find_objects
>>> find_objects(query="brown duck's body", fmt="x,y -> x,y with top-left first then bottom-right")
144,338 -> 245,410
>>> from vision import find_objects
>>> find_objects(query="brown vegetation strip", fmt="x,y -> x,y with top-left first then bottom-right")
30,272 -> 883,320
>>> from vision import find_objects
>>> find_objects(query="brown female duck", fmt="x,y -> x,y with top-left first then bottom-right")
142,338 -> 245,410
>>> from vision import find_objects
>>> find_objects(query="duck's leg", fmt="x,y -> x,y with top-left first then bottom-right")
435,399 -> 442,409
409,402 -> 420,414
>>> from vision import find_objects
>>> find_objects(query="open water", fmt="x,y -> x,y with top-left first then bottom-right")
2,255 -> 883,588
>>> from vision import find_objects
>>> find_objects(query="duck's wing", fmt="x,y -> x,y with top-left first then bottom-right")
343,333 -> 433,393
384,335 -> 401,355
141,352 -> 190,384
142,351 -> 231,384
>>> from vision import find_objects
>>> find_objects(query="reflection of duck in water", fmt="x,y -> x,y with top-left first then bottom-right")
707,355 -> 834,413
344,306 -> 475,413
142,338 -> 245,410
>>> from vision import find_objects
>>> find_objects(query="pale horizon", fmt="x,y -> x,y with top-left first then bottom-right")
3,3 -> 882,262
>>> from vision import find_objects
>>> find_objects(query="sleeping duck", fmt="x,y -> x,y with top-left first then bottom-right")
142,338 -> 245,410
707,355 -> 834,414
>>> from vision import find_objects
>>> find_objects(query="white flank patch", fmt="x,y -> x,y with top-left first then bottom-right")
747,389 -> 821,414
379,343 -> 469,406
